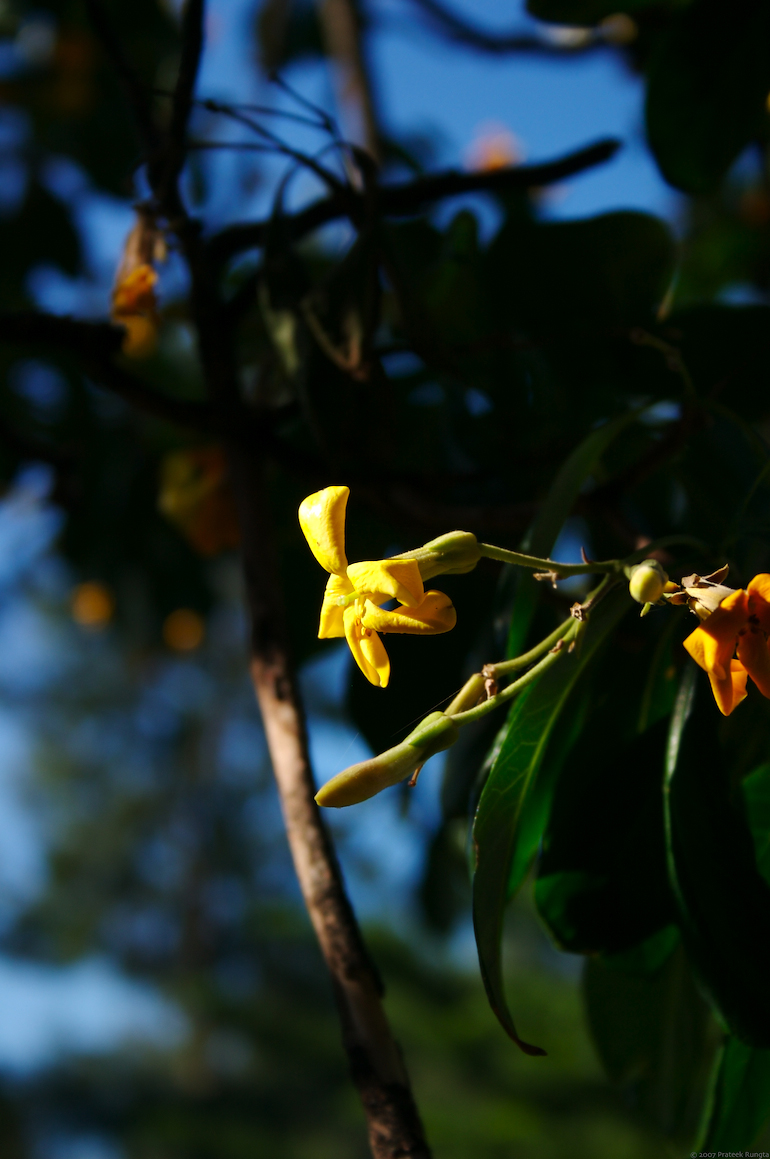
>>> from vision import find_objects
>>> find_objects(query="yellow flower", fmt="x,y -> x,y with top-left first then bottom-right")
682,572 -> 770,716
299,486 -> 457,687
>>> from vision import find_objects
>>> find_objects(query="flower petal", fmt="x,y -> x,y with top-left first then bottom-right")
298,486 -> 349,575
346,558 -> 424,607
748,574 -> 770,633
684,587 -> 748,675
719,659 -> 749,716
361,590 -> 456,635
343,606 -> 390,687
318,573 -> 353,638
738,628 -> 770,699
684,589 -> 750,714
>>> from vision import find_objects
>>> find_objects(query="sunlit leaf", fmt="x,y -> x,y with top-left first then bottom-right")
472,584 -> 631,1051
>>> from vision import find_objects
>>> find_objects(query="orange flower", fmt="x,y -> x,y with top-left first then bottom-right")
683,574 -> 770,715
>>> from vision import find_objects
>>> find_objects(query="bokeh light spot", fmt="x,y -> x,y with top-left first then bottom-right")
163,609 -> 205,652
71,582 -> 114,629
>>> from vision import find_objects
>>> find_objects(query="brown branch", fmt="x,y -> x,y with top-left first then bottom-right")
209,137 -> 621,266
83,0 -> 159,156
0,313 -> 216,432
173,150 -> 433,1150
316,0 -> 381,161
154,0 -> 206,213
227,445 -> 432,1158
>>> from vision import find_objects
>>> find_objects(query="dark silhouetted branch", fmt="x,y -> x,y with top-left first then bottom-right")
408,0 -> 601,55
209,137 -> 621,265
0,314 -> 215,431
154,0 -> 206,213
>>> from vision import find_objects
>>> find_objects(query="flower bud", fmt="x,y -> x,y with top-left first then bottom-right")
626,559 -> 668,606
315,711 -> 458,808
398,531 -> 482,582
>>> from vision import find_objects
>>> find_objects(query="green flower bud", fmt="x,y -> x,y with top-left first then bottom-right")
394,532 -> 482,582
626,559 -> 668,605
315,712 -> 458,808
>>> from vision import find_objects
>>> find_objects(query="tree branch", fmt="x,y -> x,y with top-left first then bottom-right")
316,0 -> 381,160
172,141 -> 434,1151
209,137 -> 621,265
408,0 -> 601,55
228,445 -> 432,1159
154,0 -> 206,213
0,314 -> 216,431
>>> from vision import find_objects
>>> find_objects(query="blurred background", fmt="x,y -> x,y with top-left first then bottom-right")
0,0 -> 765,1154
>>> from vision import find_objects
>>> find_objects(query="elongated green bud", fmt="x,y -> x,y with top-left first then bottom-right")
625,559 -> 668,605
315,712 -> 458,808
393,532 -> 482,582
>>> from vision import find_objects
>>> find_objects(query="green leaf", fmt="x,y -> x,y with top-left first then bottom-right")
527,0 -> 654,24
472,584 -> 631,1052
507,407 -> 640,657
646,0 -> 770,195
697,1037 -> 770,1151
665,663 -> 770,1046
585,942 -> 717,1142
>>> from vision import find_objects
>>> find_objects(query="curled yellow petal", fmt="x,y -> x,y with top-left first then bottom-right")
361,590 -> 456,635
318,572 -> 353,638
298,486 -> 349,575
343,606 -> 390,687
346,558 -> 424,607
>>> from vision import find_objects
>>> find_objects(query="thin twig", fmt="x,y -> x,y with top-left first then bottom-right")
316,0 -> 381,161
197,99 -> 347,193
209,137 -> 621,265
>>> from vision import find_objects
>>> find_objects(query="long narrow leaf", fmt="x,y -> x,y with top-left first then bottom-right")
472,585 -> 630,1051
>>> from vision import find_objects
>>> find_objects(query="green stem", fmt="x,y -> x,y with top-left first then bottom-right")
451,620 -> 583,727
487,618 -> 574,678
478,543 -> 619,577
